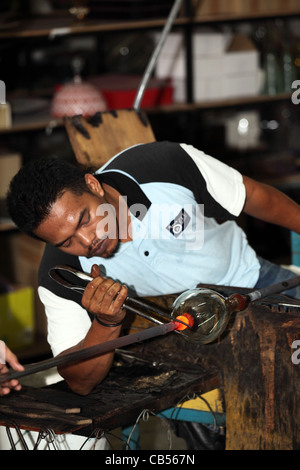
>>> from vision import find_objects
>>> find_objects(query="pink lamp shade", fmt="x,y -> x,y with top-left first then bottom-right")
51,81 -> 107,118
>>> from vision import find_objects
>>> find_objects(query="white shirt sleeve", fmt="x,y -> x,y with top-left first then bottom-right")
38,286 -> 92,357
180,143 -> 246,217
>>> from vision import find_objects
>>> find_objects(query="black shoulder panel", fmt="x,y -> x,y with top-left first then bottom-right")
38,243 -> 83,306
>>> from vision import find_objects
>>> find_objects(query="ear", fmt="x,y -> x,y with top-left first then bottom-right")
84,173 -> 104,197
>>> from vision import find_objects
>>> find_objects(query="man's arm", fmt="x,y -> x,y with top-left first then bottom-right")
56,270 -> 127,396
56,318 -> 123,396
243,175 -> 300,233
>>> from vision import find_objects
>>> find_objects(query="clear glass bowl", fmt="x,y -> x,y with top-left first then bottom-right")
171,288 -> 231,344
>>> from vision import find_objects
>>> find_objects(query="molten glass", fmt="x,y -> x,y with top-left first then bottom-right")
174,313 -> 195,331
171,288 -> 232,344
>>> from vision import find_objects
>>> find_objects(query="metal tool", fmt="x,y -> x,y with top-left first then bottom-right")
0,321 -> 179,385
133,0 -> 184,111
48,265 -> 191,330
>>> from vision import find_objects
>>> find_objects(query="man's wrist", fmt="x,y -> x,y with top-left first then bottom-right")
94,316 -> 124,328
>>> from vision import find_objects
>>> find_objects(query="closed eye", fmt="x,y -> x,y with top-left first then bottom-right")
83,213 -> 90,226
55,208 -> 89,249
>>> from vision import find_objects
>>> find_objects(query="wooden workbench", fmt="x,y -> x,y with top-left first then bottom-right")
0,347 -> 221,439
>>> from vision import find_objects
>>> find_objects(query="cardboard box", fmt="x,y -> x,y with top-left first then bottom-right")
155,52 -> 186,79
155,31 -> 260,102
154,32 -> 184,55
172,78 -> 186,102
192,30 -> 231,56
155,32 -> 185,79
222,74 -> 259,98
221,34 -> 260,98
194,55 -> 223,79
224,50 -> 259,75
194,76 -> 225,101
224,34 -> 259,74
156,31 -> 230,80
0,286 -> 34,350
156,31 -> 230,102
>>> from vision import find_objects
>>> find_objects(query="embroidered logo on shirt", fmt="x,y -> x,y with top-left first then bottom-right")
166,209 -> 191,237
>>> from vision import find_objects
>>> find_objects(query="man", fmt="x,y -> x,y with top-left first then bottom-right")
6,141 -> 300,395
0,341 -> 24,396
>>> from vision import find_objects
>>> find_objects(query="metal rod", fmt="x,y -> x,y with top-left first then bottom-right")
124,303 -> 164,325
133,0 -> 184,111
125,297 -> 174,322
248,275 -> 300,302
0,322 -> 178,385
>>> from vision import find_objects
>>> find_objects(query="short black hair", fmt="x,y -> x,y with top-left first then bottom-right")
6,157 -> 91,239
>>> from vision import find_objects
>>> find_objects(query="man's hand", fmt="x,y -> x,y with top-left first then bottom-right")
0,341 -> 24,396
58,265 -> 128,394
81,264 -> 128,326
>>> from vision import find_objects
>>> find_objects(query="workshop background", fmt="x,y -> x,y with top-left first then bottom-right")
1,0 -> 300,450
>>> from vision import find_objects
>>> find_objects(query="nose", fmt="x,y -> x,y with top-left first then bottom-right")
76,227 -> 95,247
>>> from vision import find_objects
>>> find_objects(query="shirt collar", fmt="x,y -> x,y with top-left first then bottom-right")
95,171 -> 151,221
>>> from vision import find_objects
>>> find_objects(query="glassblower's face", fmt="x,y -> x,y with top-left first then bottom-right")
34,189 -> 120,258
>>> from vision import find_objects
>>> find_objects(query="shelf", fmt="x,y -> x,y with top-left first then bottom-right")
0,92 -> 293,135
190,8 -> 300,24
146,92 -> 293,113
0,15 -> 184,39
0,7 -> 300,40
0,114 -> 63,134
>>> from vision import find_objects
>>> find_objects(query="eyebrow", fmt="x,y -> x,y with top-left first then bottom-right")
54,209 -> 87,248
